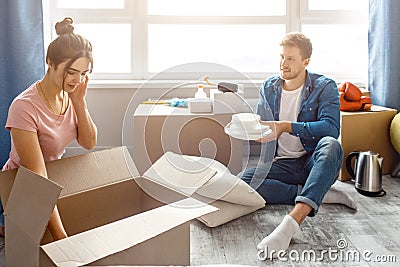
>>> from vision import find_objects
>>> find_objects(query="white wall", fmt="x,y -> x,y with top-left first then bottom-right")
65,87 -> 134,157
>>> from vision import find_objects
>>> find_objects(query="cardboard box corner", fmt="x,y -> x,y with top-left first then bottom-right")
339,106 -> 398,181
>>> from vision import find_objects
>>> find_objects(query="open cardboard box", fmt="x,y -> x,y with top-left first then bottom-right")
0,147 -> 217,266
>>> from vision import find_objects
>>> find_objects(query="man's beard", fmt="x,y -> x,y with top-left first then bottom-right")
280,68 -> 301,80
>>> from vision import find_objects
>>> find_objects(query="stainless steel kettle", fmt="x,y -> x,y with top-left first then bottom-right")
346,151 -> 386,197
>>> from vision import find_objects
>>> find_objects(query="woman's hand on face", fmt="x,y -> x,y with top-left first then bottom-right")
68,75 -> 89,104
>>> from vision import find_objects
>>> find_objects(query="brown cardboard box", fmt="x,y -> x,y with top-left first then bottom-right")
339,105 -> 398,181
133,104 -> 243,175
0,147 -> 217,266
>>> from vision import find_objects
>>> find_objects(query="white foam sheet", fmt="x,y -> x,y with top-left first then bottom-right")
41,198 -> 218,267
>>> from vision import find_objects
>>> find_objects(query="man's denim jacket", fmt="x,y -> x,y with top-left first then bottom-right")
257,70 -> 340,154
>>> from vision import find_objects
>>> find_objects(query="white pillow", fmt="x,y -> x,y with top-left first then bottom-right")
144,152 -> 265,227
194,194 -> 265,227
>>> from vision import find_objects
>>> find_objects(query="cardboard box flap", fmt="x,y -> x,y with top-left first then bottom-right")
4,166 -> 62,242
45,146 -> 139,198
5,167 -> 62,267
143,151 -> 217,196
0,168 -> 17,207
41,198 -> 218,266
6,223 -> 42,267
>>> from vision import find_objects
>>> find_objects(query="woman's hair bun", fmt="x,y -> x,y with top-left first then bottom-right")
55,17 -> 74,35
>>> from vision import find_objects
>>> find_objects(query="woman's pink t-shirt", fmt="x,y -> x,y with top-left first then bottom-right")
2,82 -> 78,170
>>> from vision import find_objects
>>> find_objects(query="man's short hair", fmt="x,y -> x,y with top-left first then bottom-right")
280,32 -> 312,60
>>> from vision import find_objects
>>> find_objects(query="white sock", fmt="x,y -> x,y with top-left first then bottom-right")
322,184 -> 357,210
257,215 -> 299,259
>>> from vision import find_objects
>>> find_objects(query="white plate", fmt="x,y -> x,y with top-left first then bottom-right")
229,123 -> 270,134
232,113 -> 261,124
224,124 -> 272,140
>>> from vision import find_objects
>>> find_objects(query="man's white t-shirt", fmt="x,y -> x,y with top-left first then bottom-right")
276,85 -> 307,159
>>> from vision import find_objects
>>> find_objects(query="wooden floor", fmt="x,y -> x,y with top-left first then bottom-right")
190,174 -> 400,266
1,176 -> 399,266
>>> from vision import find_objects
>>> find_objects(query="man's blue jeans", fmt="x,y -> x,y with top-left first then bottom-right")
238,136 -> 343,216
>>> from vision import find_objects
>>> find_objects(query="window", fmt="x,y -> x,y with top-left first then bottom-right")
300,0 -> 368,83
44,0 -> 368,82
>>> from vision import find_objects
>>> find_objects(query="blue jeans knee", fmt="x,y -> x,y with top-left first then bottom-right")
296,136 -> 343,216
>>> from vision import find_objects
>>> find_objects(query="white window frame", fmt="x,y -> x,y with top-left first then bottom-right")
43,0 -> 368,83
299,1 -> 368,82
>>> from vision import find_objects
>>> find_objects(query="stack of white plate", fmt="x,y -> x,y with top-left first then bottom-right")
224,113 -> 272,140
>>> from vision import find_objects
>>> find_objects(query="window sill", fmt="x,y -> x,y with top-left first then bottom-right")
88,79 -> 367,92
88,79 -> 266,90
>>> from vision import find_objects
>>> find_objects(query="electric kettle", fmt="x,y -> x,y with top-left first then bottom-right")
346,151 -> 385,197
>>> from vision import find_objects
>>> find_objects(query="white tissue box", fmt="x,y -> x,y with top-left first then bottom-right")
189,98 -> 213,113
210,89 -> 246,114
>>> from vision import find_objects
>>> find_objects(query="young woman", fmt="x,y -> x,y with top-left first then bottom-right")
0,17 -> 97,239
